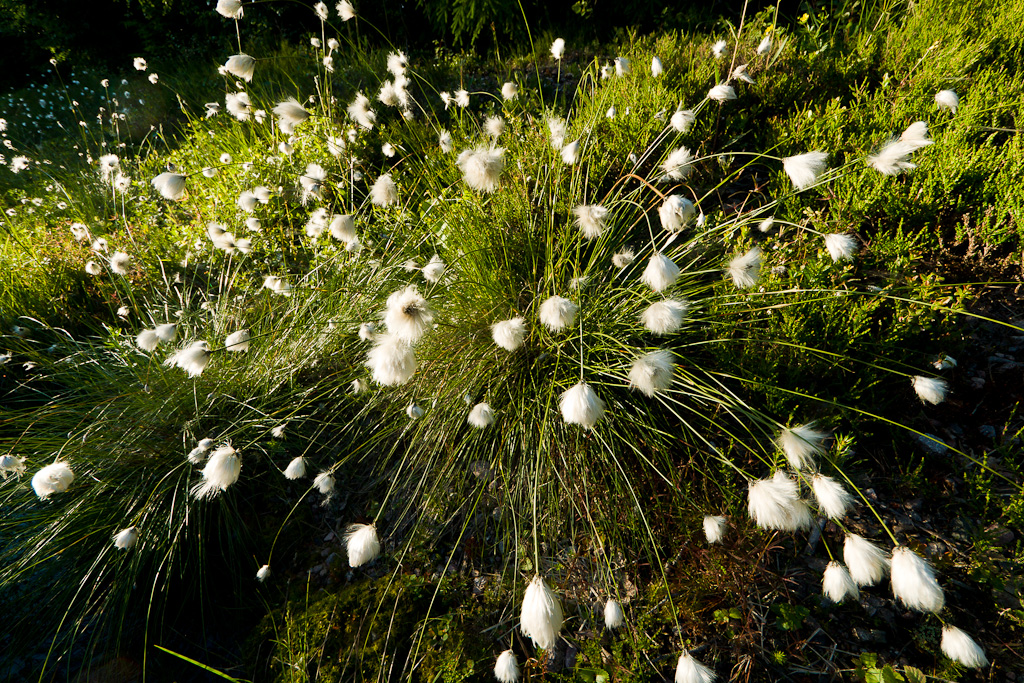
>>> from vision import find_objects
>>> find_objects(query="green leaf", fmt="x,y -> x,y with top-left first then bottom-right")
903,666 -> 926,683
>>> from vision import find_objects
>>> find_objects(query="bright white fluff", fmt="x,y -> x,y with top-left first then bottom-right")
941,625 -> 988,668
346,523 -> 381,567
560,382 -> 606,429
757,34 -> 772,54
651,56 -> 664,77
192,445 -> 241,499
783,151 -> 828,190
573,204 -> 609,239
661,147 -> 695,181
494,650 -> 519,683
614,57 -> 631,75
727,247 -> 761,289
867,139 -> 921,175
256,565 -> 271,582
811,474 -> 854,519
844,534 -> 890,586
347,91 -> 376,129
406,403 -> 424,419
225,329 -> 250,352
109,251 -> 131,275
703,515 -> 727,544
456,146 -> 504,193
671,109 -> 695,133
283,456 -> 306,479
642,253 -> 680,292
384,285 -> 434,343
912,376 -> 948,404
501,82 -> 518,100
935,90 -> 959,114
421,254 -> 445,283
164,341 -> 212,377
900,121 -> 932,150
675,651 -> 716,683
366,333 -> 417,385
216,0 -> 244,19
539,296 -> 578,332
224,54 -> 255,82
187,438 -> 214,464
484,115 -> 505,139
314,471 -> 335,495
468,403 -> 494,428
708,84 -> 736,102
32,461 -> 75,499
560,141 -> 580,165
776,424 -> 827,469
747,472 -> 812,531
824,233 -> 857,262
337,0 -> 355,20
659,195 -> 696,232
612,250 -> 635,268
604,599 -> 624,629
329,214 -> 356,244
225,91 -> 251,120
113,527 -> 139,550
628,349 -> 675,396
890,546 -> 945,613
550,38 -> 565,60
137,329 -> 160,352
822,561 -> 859,603
371,173 -> 399,205
152,172 -> 187,200
548,118 -> 566,150
439,130 -> 453,153
492,317 -> 527,351
0,455 -> 26,479
521,575 -> 563,650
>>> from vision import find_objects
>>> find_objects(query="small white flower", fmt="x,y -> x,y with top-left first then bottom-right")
113,527 -> 139,550
628,349 -> 674,396
810,474 -> 854,519
708,84 -> 736,101
484,115 -> 505,139
283,457 -> 306,479
273,97 -> 309,130
730,64 -> 754,84
501,82 -> 518,100
560,141 -> 580,164
314,471 -> 335,496
406,403 -> 424,419
932,354 -> 957,370
659,195 -> 695,232
347,91 -> 376,129
371,173 -> 399,205
669,110 -> 694,133
823,234 -> 857,262
224,54 -> 255,82
547,118 -> 566,150
604,599 -> 624,629
456,146 -> 504,193
560,382 -> 605,429
727,247 -> 761,289
439,129 -> 453,153
941,626 -> 988,668
520,575 -> 563,650
651,56 -> 664,77
32,461 -> 75,499
606,106 -> 616,119
550,38 -> 565,60
468,403 -> 494,428
314,2 -> 328,19
494,650 -> 519,683
935,89 -> 959,114
783,151 -> 828,190
703,515 -> 727,544
191,445 -> 241,499
187,438 -> 215,464
271,423 -> 286,439
573,204 -> 609,239
539,295 -> 578,332
346,523 -> 381,567
911,376 -> 948,404
822,561 -> 859,603
85,261 -> 102,275
492,317 -> 527,351
890,546 -> 944,613
776,424 -> 826,469
675,651 -> 716,683
844,534 -> 890,586
137,329 -> 160,352
0,455 -> 27,479
225,91 -> 251,121
642,253 -> 680,292
256,564 -> 271,582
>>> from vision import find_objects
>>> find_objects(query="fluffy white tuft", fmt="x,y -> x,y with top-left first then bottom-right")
941,626 -> 988,668
675,651 -> 716,683
539,296 -> 578,333
187,438 -> 214,464
776,424 -> 827,469
912,376 -> 948,404
708,84 -> 736,102
346,523 -> 381,567
612,250 -> 635,268
283,456 -> 306,480
109,251 -> 131,275
935,90 -> 959,114
824,233 -> 858,262
347,91 -> 376,129
484,115 -> 505,139
520,575 -> 563,650
456,146 -> 504,193
152,172 -> 187,200
559,382 -> 606,429
727,247 -> 761,289
366,333 -> 418,386
670,109 -> 695,133
384,285 -> 434,343
192,445 -> 241,499
314,471 -> 336,496
492,317 -> 527,351
628,349 -> 675,397
641,253 -> 680,292
651,56 -> 664,77
810,474 -> 854,519
224,54 -> 255,82
501,82 -> 518,100
661,147 -> 695,181
370,173 -> 399,206
548,118 -> 567,150
604,599 -> 624,629
560,141 -> 580,165
137,329 -> 160,352
822,561 -> 859,603
421,254 -> 446,283
843,534 -> 890,586
659,195 -> 696,232
573,204 -> 610,240
32,461 -> 75,499
494,650 -> 520,683
783,151 -> 828,190
273,97 -> 309,129
468,403 -> 494,429
703,515 -> 727,544
550,38 -> 565,60
890,546 -> 945,613
747,472 -> 812,531
256,564 -> 271,582
113,527 -> 139,550
225,329 -> 250,352
164,341 -> 212,377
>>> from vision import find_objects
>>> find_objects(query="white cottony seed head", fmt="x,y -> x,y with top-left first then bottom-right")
822,561 -> 859,603
941,625 -> 988,668
520,575 -> 563,650
346,523 -> 381,567
843,534 -> 890,586
890,545 -> 945,613
560,382 -> 606,429
703,515 -> 727,544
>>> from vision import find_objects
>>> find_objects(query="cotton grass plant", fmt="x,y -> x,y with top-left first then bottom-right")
0,3 -> 1017,679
